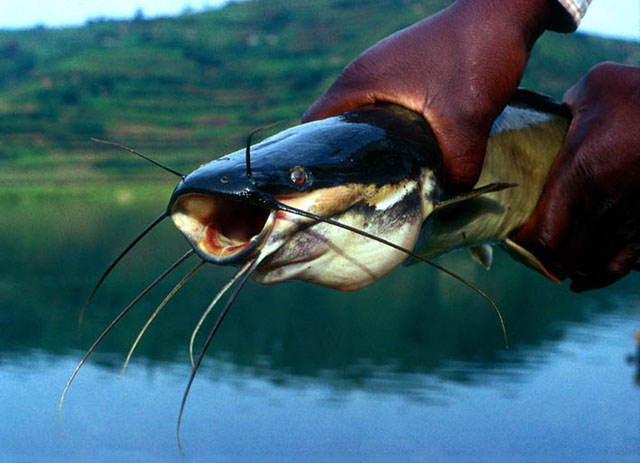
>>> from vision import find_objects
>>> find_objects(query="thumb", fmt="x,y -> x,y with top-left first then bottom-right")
301,92 -> 362,123
569,244 -> 639,292
431,116 -> 490,189
302,70 -> 376,123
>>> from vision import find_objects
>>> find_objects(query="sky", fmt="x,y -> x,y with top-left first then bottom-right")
0,0 -> 638,41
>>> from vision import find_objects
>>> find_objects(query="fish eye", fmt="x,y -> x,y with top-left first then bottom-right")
289,166 -> 307,186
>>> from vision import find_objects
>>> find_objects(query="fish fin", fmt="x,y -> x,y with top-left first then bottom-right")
469,244 -> 493,270
503,238 -> 562,284
434,182 -> 518,212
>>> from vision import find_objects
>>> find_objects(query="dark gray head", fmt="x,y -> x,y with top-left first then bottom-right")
168,105 -> 443,290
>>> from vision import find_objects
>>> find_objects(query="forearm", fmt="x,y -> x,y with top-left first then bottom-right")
452,0 -> 553,46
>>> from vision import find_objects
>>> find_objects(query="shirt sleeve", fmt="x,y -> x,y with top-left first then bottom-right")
556,0 -> 591,26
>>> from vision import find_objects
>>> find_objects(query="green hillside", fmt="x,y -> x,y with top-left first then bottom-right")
1,0 -> 639,186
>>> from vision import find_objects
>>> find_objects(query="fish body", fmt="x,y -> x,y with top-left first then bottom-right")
169,90 -> 570,290
417,90 -> 570,273
61,90 -> 571,444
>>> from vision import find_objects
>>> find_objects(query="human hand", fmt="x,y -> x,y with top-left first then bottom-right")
514,62 -> 640,291
303,0 -> 558,189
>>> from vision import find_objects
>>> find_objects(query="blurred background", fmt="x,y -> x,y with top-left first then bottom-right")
0,1 -> 639,461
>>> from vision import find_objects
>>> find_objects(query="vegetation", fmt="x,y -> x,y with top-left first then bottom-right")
0,0 -> 639,185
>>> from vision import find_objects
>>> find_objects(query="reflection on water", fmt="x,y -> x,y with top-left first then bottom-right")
1,187 -> 639,460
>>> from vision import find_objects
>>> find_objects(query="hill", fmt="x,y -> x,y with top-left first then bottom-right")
0,0 -> 639,186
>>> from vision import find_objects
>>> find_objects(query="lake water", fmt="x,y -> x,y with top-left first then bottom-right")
1,186 -> 639,461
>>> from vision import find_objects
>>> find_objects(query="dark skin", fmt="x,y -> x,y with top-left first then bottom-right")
303,0 -> 558,188
303,1 -> 639,291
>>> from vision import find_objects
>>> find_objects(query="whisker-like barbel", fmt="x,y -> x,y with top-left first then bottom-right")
91,138 -> 186,179
271,200 -> 509,348
59,249 -> 195,423
121,260 -> 206,376
245,121 -> 282,180
177,257 -> 260,454
188,262 -> 252,368
78,212 -> 168,327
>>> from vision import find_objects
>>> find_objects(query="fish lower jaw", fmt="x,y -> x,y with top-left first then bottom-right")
253,251 -> 386,292
253,251 -> 326,285
170,193 -> 275,263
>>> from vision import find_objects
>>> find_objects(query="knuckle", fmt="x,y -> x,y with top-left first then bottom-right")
608,246 -> 640,276
589,61 -> 618,78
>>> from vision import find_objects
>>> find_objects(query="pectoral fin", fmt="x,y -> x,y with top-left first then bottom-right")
469,244 -> 493,270
434,182 -> 518,212
503,238 -> 561,284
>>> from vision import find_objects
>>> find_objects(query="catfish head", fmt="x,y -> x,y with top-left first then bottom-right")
168,105 -> 443,291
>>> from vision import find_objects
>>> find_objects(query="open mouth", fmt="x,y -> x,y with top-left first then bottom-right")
170,193 -> 275,263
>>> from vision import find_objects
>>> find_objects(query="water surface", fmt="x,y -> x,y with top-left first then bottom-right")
1,186 -> 639,461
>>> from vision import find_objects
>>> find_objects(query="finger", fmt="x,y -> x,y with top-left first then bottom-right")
434,123 -> 488,189
302,61 -> 379,122
511,101 -> 599,275
302,87 -> 373,123
512,164 -> 576,270
569,244 -> 640,292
